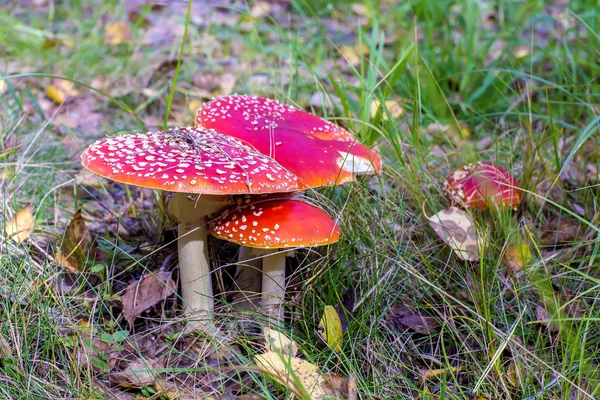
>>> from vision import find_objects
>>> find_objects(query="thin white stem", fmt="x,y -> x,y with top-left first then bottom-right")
168,193 -> 228,331
261,250 -> 286,325
232,246 -> 263,309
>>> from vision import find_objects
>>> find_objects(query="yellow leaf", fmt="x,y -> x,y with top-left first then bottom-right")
419,365 -> 462,382
5,203 -> 34,243
263,327 -> 298,357
188,99 -> 202,115
104,22 -> 131,45
46,84 -> 66,104
0,78 -> 6,95
318,305 -> 343,353
504,243 -> 532,272
427,207 -> 479,261
340,46 -> 361,66
255,351 -> 328,399
370,99 -> 404,120
56,209 -> 93,273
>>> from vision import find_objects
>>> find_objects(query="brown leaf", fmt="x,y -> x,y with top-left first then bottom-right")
111,358 -> 161,389
5,203 -> 34,243
397,314 -> 439,334
324,373 -> 357,400
535,305 -> 558,332
56,209 -> 95,273
121,270 -> 176,326
427,207 -> 479,261
540,215 -> 581,245
104,22 -> 131,45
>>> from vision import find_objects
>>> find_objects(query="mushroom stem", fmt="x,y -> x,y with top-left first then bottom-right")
233,246 -> 263,309
261,250 -> 287,325
168,193 -> 229,328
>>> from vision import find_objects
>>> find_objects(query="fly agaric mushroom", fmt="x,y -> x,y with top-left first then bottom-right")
81,127 -> 298,331
210,197 -> 341,323
196,95 -> 380,308
195,94 -> 382,190
444,162 -> 520,210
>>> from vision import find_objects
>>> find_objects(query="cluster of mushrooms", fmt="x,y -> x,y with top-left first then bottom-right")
81,95 -> 382,332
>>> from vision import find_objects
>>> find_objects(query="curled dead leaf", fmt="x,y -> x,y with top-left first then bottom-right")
540,215 -> 581,246
111,358 -> 161,389
427,207 -> 479,261
121,270 -> 177,326
5,203 -> 34,243
56,209 -> 95,273
104,21 -> 131,45
263,327 -> 298,357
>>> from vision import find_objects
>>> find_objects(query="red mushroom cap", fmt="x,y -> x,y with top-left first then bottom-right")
81,127 -> 298,194
209,197 -> 341,248
195,95 -> 382,190
444,162 -> 520,210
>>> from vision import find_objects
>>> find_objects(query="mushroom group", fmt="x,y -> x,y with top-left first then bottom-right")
81,95 -> 381,331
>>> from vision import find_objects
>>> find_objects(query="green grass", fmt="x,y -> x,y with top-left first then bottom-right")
1,0 -> 600,398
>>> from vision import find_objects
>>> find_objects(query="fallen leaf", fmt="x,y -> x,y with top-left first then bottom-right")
419,365 -> 462,382
121,270 -> 177,326
255,352 -> 328,399
5,203 -> 34,243
504,243 -> 532,272
0,335 -> 12,358
340,45 -> 361,67
540,215 -> 581,246
188,98 -> 202,115
56,209 -> 94,273
46,84 -> 66,104
319,305 -> 343,353
104,22 -> 131,45
46,80 -> 79,105
396,313 -> 439,334
111,358 -> 160,389
370,99 -> 404,120
263,327 -> 298,357
325,373 -> 357,400
427,207 -> 479,261
506,359 -> 520,387
535,305 -> 558,332
0,78 -> 6,95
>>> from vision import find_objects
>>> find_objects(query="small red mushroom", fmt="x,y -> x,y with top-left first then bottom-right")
81,127 -> 298,331
444,162 -> 520,210
195,95 -> 382,190
210,196 -> 341,323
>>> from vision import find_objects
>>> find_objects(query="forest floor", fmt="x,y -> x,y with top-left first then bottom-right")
1,1 -> 599,399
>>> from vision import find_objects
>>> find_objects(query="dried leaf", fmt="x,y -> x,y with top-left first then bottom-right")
121,270 -> 176,326
46,80 -> 78,105
46,84 -> 66,104
396,314 -> 439,334
540,216 -> 581,246
254,352 -> 328,399
5,203 -> 34,243
56,209 -> 94,273
318,305 -> 343,353
263,327 -> 298,357
325,373 -> 357,400
419,365 -> 462,382
536,305 -> 558,332
111,359 -> 160,389
427,207 -> 479,261
104,22 -> 131,45
370,99 -> 404,120
504,243 -> 532,273
0,335 -> 12,358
